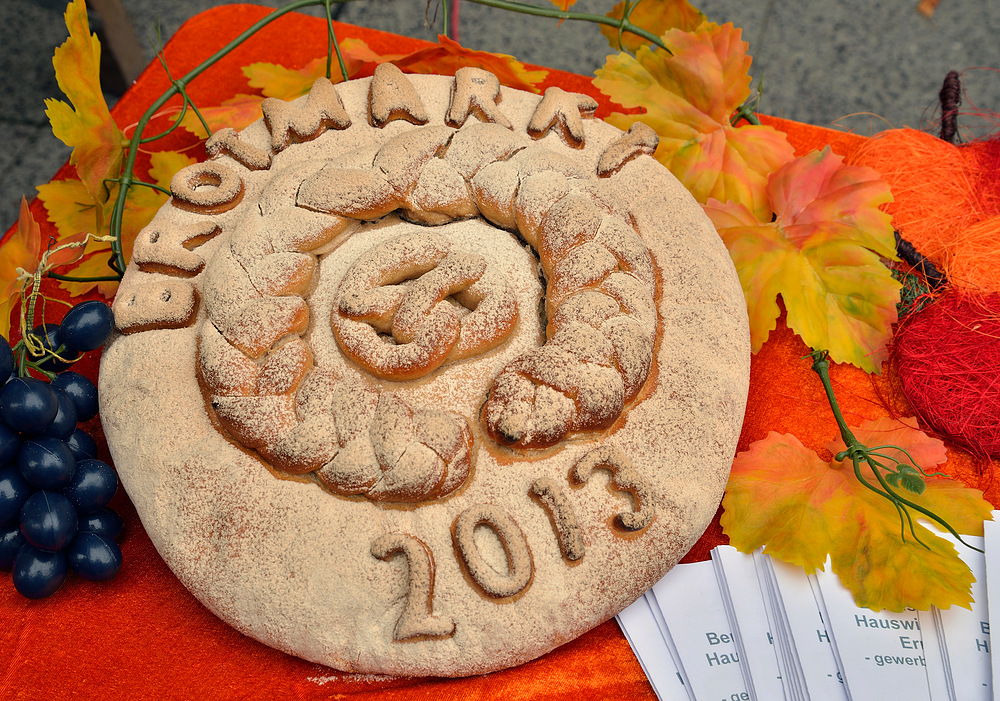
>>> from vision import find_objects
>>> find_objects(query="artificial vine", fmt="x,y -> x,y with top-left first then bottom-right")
809,349 -> 982,552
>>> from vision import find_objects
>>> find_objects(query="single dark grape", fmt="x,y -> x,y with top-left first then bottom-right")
49,372 -> 98,422
19,490 -> 78,551
27,323 -> 76,373
60,301 -> 115,353
67,531 -> 122,581
0,336 -> 13,381
13,544 -> 68,598
0,377 -> 58,433
62,459 -> 117,513
0,523 -> 26,569
17,437 -> 76,490
65,428 -> 99,461
43,387 -> 78,440
78,507 -> 123,541
0,465 -> 34,525
0,420 -> 20,464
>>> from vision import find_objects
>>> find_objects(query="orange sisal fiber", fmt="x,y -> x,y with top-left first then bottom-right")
849,128 -> 1000,292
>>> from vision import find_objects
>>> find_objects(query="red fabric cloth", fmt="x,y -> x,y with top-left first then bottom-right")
2,4 -> 985,699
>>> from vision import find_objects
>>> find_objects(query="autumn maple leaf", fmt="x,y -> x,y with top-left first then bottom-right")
0,199 -> 45,340
601,0 -> 706,53
44,0 -> 127,202
594,22 -> 793,220
183,56 -> 351,136
722,418 -> 993,612
179,94 -> 270,139
244,56 -> 333,100
0,198 -> 86,338
346,35 -> 547,93
705,147 -> 900,372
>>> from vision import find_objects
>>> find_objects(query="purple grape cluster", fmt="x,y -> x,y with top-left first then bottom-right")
0,300 -> 122,599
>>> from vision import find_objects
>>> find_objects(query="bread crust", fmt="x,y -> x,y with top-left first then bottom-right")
99,72 -> 750,677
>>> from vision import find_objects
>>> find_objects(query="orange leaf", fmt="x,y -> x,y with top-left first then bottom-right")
0,199 -> 44,339
601,0 -> 706,53
180,94 -> 267,138
351,35 -> 548,93
704,148 -> 900,372
594,22 -> 793,220
721,419 -> 993,611
44,0 -> 126,201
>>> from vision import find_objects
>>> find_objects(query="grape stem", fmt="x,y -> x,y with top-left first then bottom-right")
12,235 -> 112,377
809,349 -> 982,552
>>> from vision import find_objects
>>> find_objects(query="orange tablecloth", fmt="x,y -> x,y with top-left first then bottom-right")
2,5 -> 990,700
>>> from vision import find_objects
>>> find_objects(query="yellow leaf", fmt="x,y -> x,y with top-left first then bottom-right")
244,57 -> 329,100
58,249 -> 120,299
601,0 -> 706,53
38,176 -> 113,298
594,22 -> 794,220
147,150 -> 198,192
37,177 -> 100,241
44,0 -> 126,201
705,148 -> 900,371
721,419 -> 993,611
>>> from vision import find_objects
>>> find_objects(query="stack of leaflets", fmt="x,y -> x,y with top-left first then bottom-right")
616,512 -> 1000,701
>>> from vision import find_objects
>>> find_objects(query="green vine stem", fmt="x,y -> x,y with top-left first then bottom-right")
465,0 -> 671,53
809,349 -> 983,552
323,0 -> 349,81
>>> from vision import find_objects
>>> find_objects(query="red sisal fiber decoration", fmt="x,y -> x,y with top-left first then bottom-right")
848,130 -> 1000,292
893,289 -> 1000,457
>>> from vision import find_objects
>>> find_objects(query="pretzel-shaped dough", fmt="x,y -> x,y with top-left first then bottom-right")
332,231 -> 518,380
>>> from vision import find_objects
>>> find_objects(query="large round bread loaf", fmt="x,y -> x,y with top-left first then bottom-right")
98,65 -> 750,677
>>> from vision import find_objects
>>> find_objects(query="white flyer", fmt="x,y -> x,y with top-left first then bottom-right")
983,513 -> 1000,701
713,545 -> 788,701
616,594 -> 692,701
813,566 -> 931,701
916,607 -> 953,701
765,555 -> 849,701
934,532 -> 990,701
644,591 -> 695,699
754,549 -> 806,701
650,560 -> 750,701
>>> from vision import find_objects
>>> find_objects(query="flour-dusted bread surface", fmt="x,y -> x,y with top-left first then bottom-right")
98,71 -> 750,677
